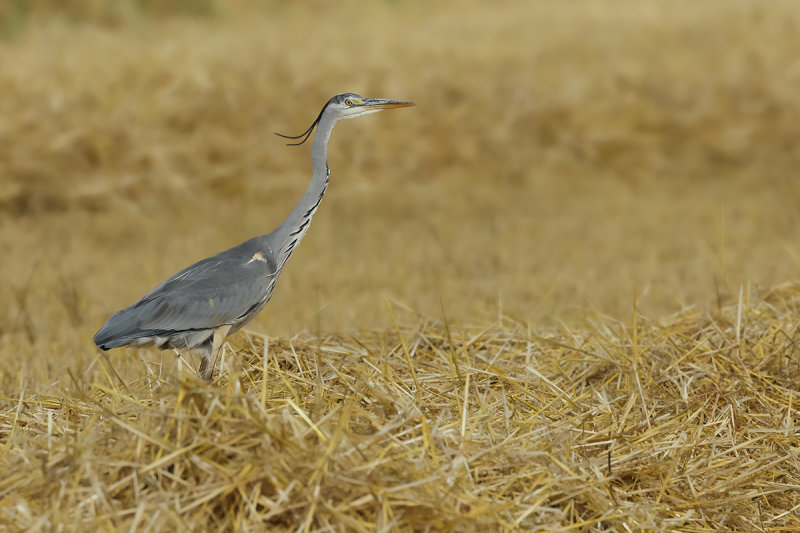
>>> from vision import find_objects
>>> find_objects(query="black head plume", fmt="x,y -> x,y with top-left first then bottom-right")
275,105 -> 326,146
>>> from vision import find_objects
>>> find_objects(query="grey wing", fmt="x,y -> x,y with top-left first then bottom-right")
139,258 -> 275,330
94,245 -> 277,349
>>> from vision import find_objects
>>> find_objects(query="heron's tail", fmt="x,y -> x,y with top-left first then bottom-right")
93,309 -> 142,350
94,326 -> 130,350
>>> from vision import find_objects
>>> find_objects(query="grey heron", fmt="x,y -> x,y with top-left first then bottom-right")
94,93 -> 414,380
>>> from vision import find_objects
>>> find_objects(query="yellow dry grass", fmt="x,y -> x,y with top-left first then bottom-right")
1,1 -> 800,530
4,287 -> 800,531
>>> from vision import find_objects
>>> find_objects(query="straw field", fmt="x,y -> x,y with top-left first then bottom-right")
1,1 -> 800,530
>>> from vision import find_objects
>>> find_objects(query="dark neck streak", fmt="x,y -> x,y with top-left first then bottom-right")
273,112 -> 336,270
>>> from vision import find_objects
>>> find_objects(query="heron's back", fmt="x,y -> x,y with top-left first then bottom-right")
94,235 -> 280,351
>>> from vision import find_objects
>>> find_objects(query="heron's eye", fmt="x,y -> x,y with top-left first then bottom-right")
345,99 -> 353,106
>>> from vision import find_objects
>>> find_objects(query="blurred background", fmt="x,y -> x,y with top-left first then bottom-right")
2,0 -> 800,375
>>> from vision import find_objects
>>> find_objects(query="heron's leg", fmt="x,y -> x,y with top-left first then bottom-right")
196,339 -> 213,380
200,324 -> 232,381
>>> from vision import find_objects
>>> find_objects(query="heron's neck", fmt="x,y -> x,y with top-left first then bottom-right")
274,113 -> 337,265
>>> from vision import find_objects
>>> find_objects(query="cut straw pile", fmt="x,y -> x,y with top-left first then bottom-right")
2,284 -> 800,531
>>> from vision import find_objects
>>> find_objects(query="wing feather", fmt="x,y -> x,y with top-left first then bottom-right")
94,239 -> 278,348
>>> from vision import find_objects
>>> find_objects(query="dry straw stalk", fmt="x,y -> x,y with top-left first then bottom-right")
2,284 -> 800,531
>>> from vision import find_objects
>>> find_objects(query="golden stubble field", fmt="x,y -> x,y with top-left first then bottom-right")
1,1 -> 800,530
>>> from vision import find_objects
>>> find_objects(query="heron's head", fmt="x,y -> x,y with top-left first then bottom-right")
326,93 -> 415,120
276,93 -> 414,145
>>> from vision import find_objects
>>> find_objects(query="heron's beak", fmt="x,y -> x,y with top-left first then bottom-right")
361,98 -> 416,110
